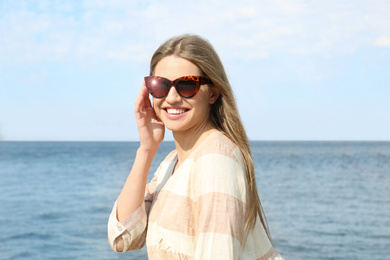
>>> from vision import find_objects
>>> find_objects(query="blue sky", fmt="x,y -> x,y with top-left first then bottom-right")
0,0 -> 389,141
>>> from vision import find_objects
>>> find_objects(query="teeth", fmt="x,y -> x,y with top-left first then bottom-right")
166,108 -> 186,114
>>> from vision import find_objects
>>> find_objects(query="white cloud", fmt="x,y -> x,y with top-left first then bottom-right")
275,0 -> 306,14
1,0 -> 389,141
374,36 -> 390,47
83,0 -> 138,10
239,7 -> 258,17
0,0 -> 390,65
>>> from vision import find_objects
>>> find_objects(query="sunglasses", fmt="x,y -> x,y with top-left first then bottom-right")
144,75 -> 211,98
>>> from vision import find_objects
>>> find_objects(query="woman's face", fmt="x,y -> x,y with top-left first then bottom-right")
152,55 -> 218,134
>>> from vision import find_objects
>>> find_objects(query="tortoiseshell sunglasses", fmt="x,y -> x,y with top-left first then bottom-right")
144,75 -> 211,98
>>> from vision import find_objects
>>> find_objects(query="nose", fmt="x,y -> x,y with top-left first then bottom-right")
165,85 -> 182,103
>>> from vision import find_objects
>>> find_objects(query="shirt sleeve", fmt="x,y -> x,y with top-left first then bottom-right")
193,150 -> 248,259
107,175 -> 158,252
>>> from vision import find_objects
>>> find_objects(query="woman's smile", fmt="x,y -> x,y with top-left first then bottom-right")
163,106 -> 190,120
165,107 -> 188,115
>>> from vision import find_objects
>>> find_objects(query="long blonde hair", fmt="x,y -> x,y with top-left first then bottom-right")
149,34 -> 271,244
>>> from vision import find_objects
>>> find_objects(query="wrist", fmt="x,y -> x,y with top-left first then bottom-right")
137,145 -> 158,156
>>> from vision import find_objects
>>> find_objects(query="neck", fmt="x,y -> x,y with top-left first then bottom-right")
172,121 -> 217,166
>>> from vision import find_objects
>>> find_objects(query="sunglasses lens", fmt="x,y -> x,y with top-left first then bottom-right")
177,81 -> 197,97
148,78 -> 169,97
145,77 -> 202,98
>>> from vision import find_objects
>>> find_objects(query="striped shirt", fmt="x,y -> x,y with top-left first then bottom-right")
108,131 -> 283,259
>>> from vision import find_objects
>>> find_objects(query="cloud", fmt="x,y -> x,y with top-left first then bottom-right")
374,36 -> 390,47
1,0 -> 389,141
1,0 -> 389,65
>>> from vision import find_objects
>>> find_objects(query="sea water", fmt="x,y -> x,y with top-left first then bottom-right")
0,141 -> 389,259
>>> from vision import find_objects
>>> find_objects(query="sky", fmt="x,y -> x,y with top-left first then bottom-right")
0,0 -> 389,141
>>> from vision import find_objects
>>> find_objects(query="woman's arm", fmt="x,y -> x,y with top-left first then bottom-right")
116,147 -> 157,222
111,83 -> 165,252
117,82 -> 164,221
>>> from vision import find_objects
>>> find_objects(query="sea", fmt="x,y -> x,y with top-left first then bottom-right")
0,141 -> 389,260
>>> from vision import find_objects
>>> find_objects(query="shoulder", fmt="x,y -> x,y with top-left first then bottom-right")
163,149 -> 177,163
153,149 -> 177,180
191,131 -> 247,202
192,131 -> 243,165
153,149 -> 177,172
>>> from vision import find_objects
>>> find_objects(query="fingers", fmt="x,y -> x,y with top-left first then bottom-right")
135,81 -> 159,128
155,114 -> 163,123
135,82 -> 152,112
142,82 -> 152,108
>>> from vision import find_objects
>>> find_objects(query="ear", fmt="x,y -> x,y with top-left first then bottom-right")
209,86 -> 220,105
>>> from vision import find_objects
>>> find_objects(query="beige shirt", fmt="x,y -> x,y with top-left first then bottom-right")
108,131 -> 283,259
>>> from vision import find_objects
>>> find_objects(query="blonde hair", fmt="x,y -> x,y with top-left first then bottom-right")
149,34 -> 271,244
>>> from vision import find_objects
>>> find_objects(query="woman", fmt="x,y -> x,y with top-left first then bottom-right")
108,34 -> 283,259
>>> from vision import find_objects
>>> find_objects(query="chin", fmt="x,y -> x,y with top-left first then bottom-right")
164,123 -> 189,133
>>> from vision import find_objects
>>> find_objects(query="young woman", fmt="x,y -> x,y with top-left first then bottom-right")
108,34 -> 283,259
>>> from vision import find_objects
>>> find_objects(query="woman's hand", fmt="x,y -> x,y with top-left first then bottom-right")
134,82 -> 165,152
114,82 -> 164,229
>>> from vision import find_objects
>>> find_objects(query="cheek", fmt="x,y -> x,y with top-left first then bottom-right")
191,99 -> 212,118
193,93 -> 212,111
